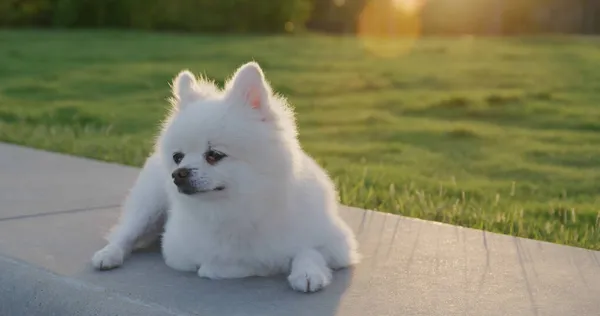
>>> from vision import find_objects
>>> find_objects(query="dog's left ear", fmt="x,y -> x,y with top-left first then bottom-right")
226,62 -> 274,120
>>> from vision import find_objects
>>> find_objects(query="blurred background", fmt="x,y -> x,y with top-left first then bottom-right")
1,0 -> 599,249
2,0 -> 600,35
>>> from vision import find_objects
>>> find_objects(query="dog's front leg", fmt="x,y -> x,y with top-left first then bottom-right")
92,153 -> 169,270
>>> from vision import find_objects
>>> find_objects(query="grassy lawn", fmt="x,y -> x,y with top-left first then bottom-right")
1,30 -> 599,249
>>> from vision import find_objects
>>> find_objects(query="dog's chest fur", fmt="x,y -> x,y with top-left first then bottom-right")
164,198 -> 296,274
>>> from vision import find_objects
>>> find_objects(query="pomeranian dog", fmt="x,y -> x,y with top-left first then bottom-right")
91,62 -> 359,292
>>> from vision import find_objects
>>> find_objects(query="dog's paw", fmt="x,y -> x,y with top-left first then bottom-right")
92,244 -> 125,270
288,249 -> 332,293
288,263 -> 332,293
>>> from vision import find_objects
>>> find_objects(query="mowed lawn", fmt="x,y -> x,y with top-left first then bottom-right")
1,30 -> 599,249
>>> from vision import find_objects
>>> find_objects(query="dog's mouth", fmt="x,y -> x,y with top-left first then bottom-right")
177,185 -> 226,195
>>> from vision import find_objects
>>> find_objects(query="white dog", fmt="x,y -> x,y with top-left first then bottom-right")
91,62 -> 359,292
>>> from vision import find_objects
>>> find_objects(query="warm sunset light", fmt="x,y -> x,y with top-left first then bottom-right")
392,0 -> 422,14
357,0 -> 426,58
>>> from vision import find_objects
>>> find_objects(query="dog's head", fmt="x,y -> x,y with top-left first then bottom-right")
158,62 -> 299,198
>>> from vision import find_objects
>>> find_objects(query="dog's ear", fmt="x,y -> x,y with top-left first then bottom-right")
225,62 -> 274,120
171,70 -> 217,110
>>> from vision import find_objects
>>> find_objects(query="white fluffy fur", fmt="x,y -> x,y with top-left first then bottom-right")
91,62 -> 360,293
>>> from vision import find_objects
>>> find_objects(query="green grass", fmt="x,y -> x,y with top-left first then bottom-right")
1,30 -> 599,249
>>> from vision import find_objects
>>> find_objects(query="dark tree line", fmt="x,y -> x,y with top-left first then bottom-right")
2,0 -> 600,35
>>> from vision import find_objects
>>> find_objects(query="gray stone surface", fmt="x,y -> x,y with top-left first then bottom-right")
1,142 -> 599,316
0,143 -> 139,219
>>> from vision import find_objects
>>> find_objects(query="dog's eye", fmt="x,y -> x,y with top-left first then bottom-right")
173,152 -> 185,165
205,150 -> 226,165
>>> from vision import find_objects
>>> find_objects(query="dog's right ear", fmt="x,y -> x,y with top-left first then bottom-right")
171,70 -> 217,110
172,70 -> 198,109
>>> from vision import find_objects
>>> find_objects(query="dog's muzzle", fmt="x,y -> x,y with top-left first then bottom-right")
171,168 -> 225,195
172,167 -> 195,194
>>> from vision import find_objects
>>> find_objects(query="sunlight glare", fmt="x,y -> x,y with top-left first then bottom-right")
357,0 -> 426,58
392,0 -> 421,14
333,0 -> 345,7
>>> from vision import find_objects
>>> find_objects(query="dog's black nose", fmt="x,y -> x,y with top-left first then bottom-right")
172,168 -> 190,180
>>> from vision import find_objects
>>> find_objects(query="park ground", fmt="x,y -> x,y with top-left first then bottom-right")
0,30 -> 599,249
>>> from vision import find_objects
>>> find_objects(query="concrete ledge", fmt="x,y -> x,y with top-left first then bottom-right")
1,143 -> 599,316
0,255 -> 177,316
